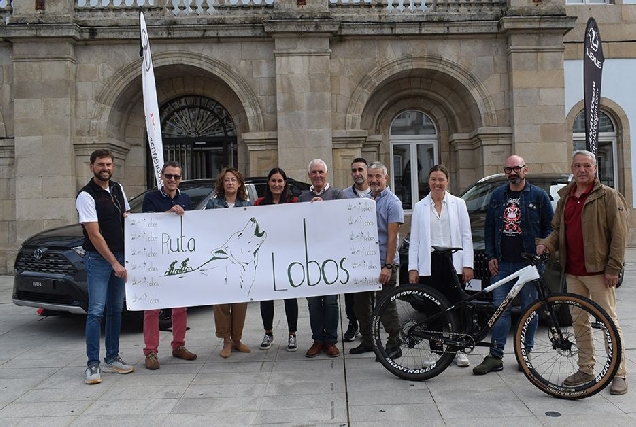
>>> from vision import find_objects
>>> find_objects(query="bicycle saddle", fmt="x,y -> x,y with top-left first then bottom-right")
431,246 -> 463,254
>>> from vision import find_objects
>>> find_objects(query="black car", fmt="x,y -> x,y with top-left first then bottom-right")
11,179 -> 261,323
12,174 -> 312,325
247,176 -> 310,198
399,173 -> 576,315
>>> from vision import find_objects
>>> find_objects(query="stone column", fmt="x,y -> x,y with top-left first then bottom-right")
243,131 -> 279,176
273,34 -> 333,182
13,39 -> 77,242
265,3 -> 338,182
332,130 -> 368,189
501,10 -> 575,173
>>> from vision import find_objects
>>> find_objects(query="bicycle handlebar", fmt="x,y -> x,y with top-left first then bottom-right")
521,252 -> 550,266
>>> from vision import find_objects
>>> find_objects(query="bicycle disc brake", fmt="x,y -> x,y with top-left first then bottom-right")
549,327 -> 576,356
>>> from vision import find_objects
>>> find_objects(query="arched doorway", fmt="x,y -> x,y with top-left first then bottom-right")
390,110 -> 439,210
145,95 -> 238,186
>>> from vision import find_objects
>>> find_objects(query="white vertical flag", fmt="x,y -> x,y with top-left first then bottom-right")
140,11 -> 164,188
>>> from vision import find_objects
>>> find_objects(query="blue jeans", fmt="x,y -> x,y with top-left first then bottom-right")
490,261 -> 538,359
307,295 -> 339,344
85,250 -> 126,366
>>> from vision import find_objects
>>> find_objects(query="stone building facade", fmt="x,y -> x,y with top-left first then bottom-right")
0,0 -> 633,273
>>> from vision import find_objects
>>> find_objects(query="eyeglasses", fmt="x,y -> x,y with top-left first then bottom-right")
503,165 -> 525,174
163,174 -> 181,180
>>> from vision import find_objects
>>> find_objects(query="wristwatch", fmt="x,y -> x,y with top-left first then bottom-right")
383,264 -> 394,269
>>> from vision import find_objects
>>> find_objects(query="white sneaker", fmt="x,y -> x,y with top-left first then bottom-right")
85,364 -> 102,384
260,334 -> 274,350
455,352 -> 470,367
287,335 -> 298,352
102,355 -> 135,374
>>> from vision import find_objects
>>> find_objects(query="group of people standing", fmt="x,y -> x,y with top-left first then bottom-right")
76,148 -> 628,396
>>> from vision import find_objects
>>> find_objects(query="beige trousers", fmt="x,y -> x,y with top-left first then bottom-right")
566,274 -> 627,378
214,303 -> 248,341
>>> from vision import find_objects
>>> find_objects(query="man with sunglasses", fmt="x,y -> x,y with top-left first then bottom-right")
141,161 -> 198,370
473,155 -> 553,375
77,149 -> 134,384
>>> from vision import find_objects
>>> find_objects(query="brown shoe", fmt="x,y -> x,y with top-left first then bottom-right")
563,369 -> 595,386
145,352 -> 160,370
305,341 -> 324,358
233,341 -> 251,353
325,342 -> 340,358
610,377 -> 628,395
172,345 -> 197,361
220,339 -> 232,358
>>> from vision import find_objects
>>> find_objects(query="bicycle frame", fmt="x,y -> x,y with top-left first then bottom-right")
374,252 -> 622,399
482,264 -> 540,328
418,255 -> 543,350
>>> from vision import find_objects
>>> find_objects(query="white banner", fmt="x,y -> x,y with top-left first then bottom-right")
124,199 -> 382,310
140,12 -> 164,188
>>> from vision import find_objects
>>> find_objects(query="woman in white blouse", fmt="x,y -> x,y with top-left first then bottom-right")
407,164 -> 474,367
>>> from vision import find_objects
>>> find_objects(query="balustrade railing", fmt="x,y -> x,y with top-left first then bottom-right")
74,0 -> 505,15
0,0 -> 508,22
75,0 -> 275,16
329,0 -> 506,13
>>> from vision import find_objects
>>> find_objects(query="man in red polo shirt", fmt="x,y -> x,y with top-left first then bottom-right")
538,149 -> 628,395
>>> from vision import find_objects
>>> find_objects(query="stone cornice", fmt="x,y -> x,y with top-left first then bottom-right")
263,18 -> 340,35
499,14 -> 577,36
0,12 -> 581,41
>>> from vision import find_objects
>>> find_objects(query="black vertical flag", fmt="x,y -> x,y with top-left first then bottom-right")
583,17 -> 604,156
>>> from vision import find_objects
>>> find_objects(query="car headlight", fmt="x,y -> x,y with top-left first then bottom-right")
73,246 -> 86,257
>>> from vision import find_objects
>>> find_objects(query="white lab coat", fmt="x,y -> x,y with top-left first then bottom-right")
407,192 -> 474,276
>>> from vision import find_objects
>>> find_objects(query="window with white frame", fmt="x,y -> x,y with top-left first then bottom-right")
390,111 -> 438,210
572,111 -> 618,190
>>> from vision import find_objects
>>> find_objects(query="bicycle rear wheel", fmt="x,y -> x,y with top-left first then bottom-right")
515,293 -> 621,399
372,284 -> 460,381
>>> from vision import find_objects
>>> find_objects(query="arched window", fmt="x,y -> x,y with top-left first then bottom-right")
389,111 -> 438,210
572,111 -> 617,189
145,95 -> 238,186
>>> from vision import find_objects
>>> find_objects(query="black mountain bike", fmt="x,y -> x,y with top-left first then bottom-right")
372,247 -> 621,399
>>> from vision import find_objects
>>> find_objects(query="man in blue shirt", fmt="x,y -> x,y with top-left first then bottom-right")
141,161 -> 198,370
474,155 -> 553,375
349,161 -> 403,359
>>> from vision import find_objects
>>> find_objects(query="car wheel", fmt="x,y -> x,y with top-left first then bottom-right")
123,310 -> 143,330
555,303 -> 573,327
159,308 -> 172,331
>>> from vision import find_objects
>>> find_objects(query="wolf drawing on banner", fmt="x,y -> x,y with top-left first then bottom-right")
166,218 -> 267,296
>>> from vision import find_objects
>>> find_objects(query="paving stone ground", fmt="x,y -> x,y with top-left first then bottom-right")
1,250 -> 635,426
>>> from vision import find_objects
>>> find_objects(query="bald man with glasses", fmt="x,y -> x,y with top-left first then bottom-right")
473,155 -> 554,375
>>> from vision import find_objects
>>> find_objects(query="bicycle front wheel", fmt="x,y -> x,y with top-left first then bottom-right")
515,293 -> 621,399
372,284 -> 459,381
